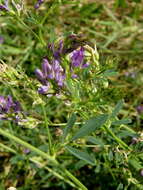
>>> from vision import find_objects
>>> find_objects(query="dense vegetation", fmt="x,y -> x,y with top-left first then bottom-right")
0,0 -> 143,189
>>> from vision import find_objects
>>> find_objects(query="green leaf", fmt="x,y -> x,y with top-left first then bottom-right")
75,160 -> 87,170
116,183 -> 124,190
72,114 -> 108,141
2,45 -> 24,55
86,136 -> 105,146
128,158 -> 142,171
111,100 -> 124,118
62,113 -> 76,142
112,118 -> 132,126
118,130 -> 135,138
66,146 -> 95,166
102,70 -> 118,77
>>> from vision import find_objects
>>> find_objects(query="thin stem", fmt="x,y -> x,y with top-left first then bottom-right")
41,3 -> 58,25
0,143 -> 76,188
41,104 -> 53,155
0,128 -> 57,164
15,15 -> 46,46
104,124 -> 132,151
50,122 -> 83,126
0,143 -> 16,154
71,143 -> 110,148
64,169 -> 88,190
30,159 -> 76,189
0,128 -> 88,190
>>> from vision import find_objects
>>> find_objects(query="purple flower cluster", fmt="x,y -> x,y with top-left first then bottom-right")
35,58 -> 65,94
0,95 -> 21,121
70,47 -> 89,69
35,36 -> 90,95
34,0 -> 44,9
0,0 -> 9,11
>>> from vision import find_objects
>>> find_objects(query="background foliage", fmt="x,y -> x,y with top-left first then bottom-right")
0,0 -> 143,190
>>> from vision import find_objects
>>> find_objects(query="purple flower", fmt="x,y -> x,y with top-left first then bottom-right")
70,46 -> 90,78
42,59 -> 52,76
35,69 -> 47,85
71,74 -> 78,79
82,62 -> 90,68
0,95 -> 21,121
55,72 -> 66,86
71,47 -> 84,67
0,36 -> 4,44
38,85 -> 49,94
34,0 -> 44,9
23,148 -> 30,154
0,0 -> 9,11
35,58 -> 65,94
136,105 -> 143,114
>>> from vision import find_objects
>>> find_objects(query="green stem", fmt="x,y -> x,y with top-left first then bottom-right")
0,128 -> 87,190
64,169 -> 88,190
50,122 -> 83,126
0,143 -> 16,154
0,143 -> 76,188
30,159 -> 76,189
104,125 -> 132,151
41,3 -> 58,25
41,104 -> 53,155
0,128 -> 57,164
15,15 -> 46,46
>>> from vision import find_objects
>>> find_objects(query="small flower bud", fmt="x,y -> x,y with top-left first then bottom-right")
140,169 -> 143,176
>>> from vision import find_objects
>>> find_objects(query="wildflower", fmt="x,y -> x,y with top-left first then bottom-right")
35,58 -> 65,94
70,46 -> 90,78
23,148 -> 30,154
0,0 -> 9,11
35,68 -> 47,85
34,0 -> 44,9
136,105 -> 143,114
48,40 -> 64,61
71,74 -> 78,79
0,36 -> 4,44
0,95 -> 21,121
71,47 -> 84,68
38,85 -> 50,94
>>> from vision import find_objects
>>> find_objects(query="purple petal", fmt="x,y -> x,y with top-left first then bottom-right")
35,69 -> 44,80
0,36 -> 4,44
136,105 -> 143,114
0,96 -> 6,105
72,74 -> 78,78
5,95 -> 13,112
58,40 -> 63,53
71,47 -> 84,67
23,148 -> 30,154
47,69 -> 55,79
34,0 -> 44,9
0,0 -> 9,11
38,85 -> 49,94
56,73 -> 65,87
42,59 -> 52,76
82,62 -> 90,68
13,101 -> 21,112
52,60 -> 61,72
